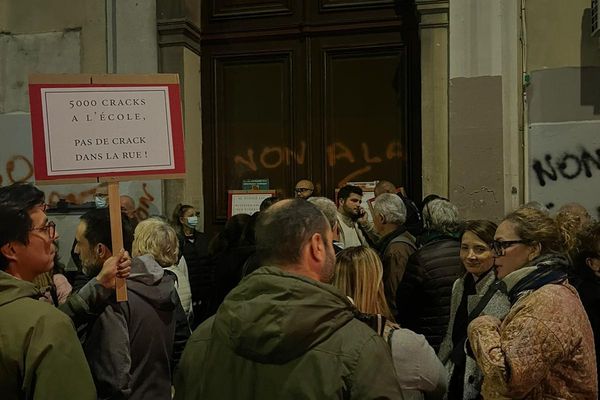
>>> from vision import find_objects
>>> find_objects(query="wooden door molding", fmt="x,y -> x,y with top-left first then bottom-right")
310,32 -> 413,200
202,41 -> 306,227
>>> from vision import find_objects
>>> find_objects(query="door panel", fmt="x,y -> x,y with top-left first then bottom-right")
201,1 -> 420,231
310,33 -> 409,199
202,41 -> 306,225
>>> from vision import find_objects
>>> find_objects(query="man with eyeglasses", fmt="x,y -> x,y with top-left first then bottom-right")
294,179 -> 315,200
0,183 -> 132,399
0,183 -> 96,399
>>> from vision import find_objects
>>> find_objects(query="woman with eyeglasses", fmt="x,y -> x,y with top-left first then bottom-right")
468,207 -> 597,399
438,220 -> 510,400
333,246 -> 447,400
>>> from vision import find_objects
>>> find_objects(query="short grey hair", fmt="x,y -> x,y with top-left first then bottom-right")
373,193 -> 406,225
422,198 -> 460,234
308,197 -> 337,229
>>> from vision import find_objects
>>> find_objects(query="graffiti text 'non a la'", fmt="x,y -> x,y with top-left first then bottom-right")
233,140 -> 404,172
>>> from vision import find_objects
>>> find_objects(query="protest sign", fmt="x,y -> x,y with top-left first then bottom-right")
29,74 -> 185,182
29,74 -> 186,301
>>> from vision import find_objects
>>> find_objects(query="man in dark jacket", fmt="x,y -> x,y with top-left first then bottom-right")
74,209 -> 189,399
374,180 -> 423,237
175,199 -> 404,399
396,198 -> 464,352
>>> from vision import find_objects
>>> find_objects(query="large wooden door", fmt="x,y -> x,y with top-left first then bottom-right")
201,0 -> 420,231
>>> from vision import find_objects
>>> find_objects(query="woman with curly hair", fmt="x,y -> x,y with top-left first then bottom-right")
468,207 -> 597,399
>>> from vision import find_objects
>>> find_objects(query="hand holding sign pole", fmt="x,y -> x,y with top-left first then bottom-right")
29,74 -> 186,302
107,180 -> 127,301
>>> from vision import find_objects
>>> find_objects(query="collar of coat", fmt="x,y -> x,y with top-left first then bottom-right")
501,253 -> 569,304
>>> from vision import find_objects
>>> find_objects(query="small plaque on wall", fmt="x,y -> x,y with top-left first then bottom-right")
242,179 -> 270,190
227,190 -> 276,217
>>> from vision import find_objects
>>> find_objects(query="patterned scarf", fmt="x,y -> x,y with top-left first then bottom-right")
508,253 -> 569,304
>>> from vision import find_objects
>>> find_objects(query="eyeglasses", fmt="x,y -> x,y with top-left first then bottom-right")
490,239 -> 529,256
295,188 -> 313,194
30,221 -> 57,240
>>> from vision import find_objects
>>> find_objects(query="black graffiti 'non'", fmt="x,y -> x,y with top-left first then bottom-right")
532,146 -> 600,186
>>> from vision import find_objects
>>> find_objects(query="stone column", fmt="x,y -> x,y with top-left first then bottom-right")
447,0 -> 522,220
156,0 -> 204,228
416,0 -> 449,199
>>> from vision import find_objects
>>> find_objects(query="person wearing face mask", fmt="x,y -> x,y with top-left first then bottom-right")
438,220 -> 510,400
94,194 -> 108,209
171,204 -> 211,328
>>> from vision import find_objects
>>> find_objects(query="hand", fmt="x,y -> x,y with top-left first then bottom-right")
52,273 -> 73,304
97,249 -> 132,289
357,207 -> 369,224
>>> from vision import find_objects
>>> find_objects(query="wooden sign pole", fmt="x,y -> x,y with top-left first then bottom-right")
108,181 -> 127,302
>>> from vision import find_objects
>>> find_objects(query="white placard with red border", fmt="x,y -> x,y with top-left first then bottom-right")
28,74 -> 185,182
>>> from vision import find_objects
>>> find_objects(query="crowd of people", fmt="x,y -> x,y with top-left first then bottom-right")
1,179 -> 599,399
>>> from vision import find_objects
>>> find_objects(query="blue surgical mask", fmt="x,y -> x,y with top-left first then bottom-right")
186,216 -> 198,227
95,195 -> 107,209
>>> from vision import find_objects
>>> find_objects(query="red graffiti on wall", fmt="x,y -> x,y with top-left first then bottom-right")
1,154 -> 156,218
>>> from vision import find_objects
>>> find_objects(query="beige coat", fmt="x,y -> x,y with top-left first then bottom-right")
468,280 -> 597,399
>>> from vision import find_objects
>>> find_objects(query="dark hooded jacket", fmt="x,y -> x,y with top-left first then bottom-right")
174,266 -> 404,400
0,270 -> 96,400
83,254 -> 185,400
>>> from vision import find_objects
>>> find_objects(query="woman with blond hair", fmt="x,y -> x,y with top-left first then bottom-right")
468,207 -> 597,399
333,246 -> 447,400
131,218 -> 191,377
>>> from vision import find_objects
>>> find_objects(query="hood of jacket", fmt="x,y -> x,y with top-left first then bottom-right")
213,266 -> 356,365
0,270 -> 41,307
127,254 -> 177,311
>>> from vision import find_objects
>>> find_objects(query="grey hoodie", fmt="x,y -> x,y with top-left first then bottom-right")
83,254 -> 184,400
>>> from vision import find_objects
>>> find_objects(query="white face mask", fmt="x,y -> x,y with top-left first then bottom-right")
186,216 -> 198,227
94,195 -> 108,209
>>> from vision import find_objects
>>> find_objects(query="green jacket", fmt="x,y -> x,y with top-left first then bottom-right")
0,270 -> 96,400
175,266 -> 403,399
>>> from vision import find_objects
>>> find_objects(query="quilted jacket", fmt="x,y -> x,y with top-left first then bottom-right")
467,257 -> 597,399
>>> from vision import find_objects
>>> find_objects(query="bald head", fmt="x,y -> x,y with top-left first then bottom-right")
294,179 -> 315,199
559,203 -> 591,219
374,180 -> 396,198
557,202 -> 592,227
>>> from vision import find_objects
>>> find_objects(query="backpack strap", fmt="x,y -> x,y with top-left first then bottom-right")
449,280 -> 506,363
